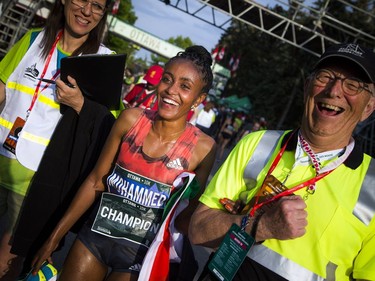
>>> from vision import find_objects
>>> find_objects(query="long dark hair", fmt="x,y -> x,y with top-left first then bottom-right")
166,45 -> 214,93
40,0 -> 109,59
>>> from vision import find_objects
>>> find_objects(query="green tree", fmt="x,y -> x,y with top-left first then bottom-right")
207,0 -> 374,155
214,0 -> 374,129
150,36 -> 194,65
105,0 -> 138,61
114,0 -> 137,23
216,19 -> 316,129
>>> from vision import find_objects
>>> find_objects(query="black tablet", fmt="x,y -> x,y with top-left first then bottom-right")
60,53 -> 127,110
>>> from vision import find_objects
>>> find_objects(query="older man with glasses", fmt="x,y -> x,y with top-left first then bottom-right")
189,43 -> 375,281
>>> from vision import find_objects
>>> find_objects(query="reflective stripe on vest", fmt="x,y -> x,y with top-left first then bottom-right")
0,30 -> 62,171
0,117 -> 12,130
22,131 -> 50,146
243,131 -> 375,281
7,81 -> 59,109
0,117 -> 48,146
0,31 -> 113,171
249,244 -> 325,281
7,81 -> 35,95
243,130 -> 284,187
353,158 -> 375,225
249,244 -> 341,281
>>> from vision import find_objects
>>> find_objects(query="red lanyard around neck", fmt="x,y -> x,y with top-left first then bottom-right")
27,30 -> 63,118
249,130 -> 334,217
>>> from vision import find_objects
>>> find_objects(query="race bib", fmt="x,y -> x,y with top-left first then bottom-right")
91,166 -> 172,248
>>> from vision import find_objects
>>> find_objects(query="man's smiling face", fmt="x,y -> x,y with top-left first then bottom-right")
302,60 -> 375,143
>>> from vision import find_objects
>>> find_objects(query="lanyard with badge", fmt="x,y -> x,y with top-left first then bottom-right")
3,31 -> 62,154
208,129 -> 352,281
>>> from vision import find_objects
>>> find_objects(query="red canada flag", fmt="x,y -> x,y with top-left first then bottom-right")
217,46 -> 225,61
112,0 -> 120,15
211,46 -> 219,60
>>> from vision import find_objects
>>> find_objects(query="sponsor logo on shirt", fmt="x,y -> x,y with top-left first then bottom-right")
24,63 -> 39,80
129,263 -> 142,272
166,158 -> 184,170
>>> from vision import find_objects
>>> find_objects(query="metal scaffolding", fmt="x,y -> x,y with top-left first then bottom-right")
159,0 -> 375,156
0,0 -> 47,57
159,0 -> 375,57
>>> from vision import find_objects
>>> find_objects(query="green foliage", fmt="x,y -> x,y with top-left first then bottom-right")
217,20 -> 315,129
150,36 -> 194,64
114,0 -> 137,23
106,33 -> 133,55
169,36 -> 194,49
105,1 -> 194,69
105,0 -> 138,66
216,1 -> 374,129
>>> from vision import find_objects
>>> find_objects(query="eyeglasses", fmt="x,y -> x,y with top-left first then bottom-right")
314,69 -> 373,96
71,0 -> 106,16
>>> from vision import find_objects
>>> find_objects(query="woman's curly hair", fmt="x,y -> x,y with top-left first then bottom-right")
166,45 -> 213,93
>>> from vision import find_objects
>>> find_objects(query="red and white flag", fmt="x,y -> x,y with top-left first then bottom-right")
217,46 -> 225,61
138,172 -> 197,281
112,0 -> 120,15
231,56 -> 240,72
211,46 -> 219,60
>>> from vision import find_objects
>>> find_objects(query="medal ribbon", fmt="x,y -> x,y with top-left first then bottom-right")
298,131 -> 354,199
26,30 -> 63,118
299,131 -> 321,196
249,129 -> 352,217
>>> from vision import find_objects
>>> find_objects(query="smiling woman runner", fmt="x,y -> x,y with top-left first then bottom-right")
30,45 -> 217,281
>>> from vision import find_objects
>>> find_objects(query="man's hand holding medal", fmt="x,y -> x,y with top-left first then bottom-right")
219,174 -> 308,241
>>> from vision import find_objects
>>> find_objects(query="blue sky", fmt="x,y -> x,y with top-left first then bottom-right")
131,0 -> 229,61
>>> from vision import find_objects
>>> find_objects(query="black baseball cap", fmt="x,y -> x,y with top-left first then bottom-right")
315,43 -> 375,83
